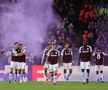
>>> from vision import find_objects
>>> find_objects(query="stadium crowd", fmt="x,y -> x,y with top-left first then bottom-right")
41,0 -> 108,50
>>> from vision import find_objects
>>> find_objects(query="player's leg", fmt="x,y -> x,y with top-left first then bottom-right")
13,62 -> 19,82
9,68 -> 14,83
95,65 -> 100,82
44,63 -> 49,81
80,62 -> 85,84
52,64 -> 58,85
64,69 -> 67,81
9,61 -> 14,83
99,65 -> 104,83
17,62 -> 22,83
18,69 -> 22,83
67,63 -> 72,81
21,63 -> 27,82
63,63 -> 67,82
49,64 -> 53,83
13,68 -> 17,82
86,62 -> 90,84
86,69 -> 90,83
53,70 -> 57,85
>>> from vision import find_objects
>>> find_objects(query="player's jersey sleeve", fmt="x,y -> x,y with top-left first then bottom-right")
57,50 -> 60,57
61,49 -> 65,56
79,46 -> 83,53
41,49 -> 47,64
92,52 -> 96,56
47,49 -> 51,57
21,48 -> 26,54
70,49 -> 73,55
88,45 -> 92,53
102,52 -> 106,56
12,48 -> 18,56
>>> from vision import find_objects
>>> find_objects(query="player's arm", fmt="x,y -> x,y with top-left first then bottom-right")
57,50 -> 61,67
78,46 -> 82,65
45,50 -> 51,64
89,45 -> 93,53
18,47 -> 26,56
41,49 -> 46,65
12,48 -> 18,56
96,35 -> 101,45
92,48 -> 96,56
60,49 -> 64,66
71,49 -> 74,65
103,52 -> 108,56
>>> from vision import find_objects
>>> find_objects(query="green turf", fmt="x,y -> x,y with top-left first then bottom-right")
0,82 -> 108,90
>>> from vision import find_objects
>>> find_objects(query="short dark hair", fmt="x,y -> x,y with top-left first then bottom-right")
14,42 -> 18,45
98,47 -> 101,50
19,43 -> 23,46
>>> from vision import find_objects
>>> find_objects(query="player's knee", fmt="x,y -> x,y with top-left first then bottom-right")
96,71 -> 99,74
44,69 -> 47,73
22,71 -> 25,74
55,73 -> 57,76
86,69 -> 90,73
19,70 -> 21,74
10,71 -> 13,74
69,69 -> 72,73
100,70 -> 103,73
81,69 -> 85,72
15,71 -> 17,75
51,72 -> 53,76
64,69 -> 67,73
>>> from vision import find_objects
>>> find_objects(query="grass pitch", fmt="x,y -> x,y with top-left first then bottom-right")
0,82 -> 108,90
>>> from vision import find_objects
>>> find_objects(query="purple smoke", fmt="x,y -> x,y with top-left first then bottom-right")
0,0 -> 57,53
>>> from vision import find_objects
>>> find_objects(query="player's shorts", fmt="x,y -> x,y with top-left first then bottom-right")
95,65 -> 103,71
63,62 -> 72,69
80,61 -> 90,69
44,63 -> 49,69
17,62 -> 26,69
49,63 -> 58,72
10,61 -> 18,69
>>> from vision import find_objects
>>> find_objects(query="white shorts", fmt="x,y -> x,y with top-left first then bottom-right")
10,61 -> 18,69
80,61 -> 90,70
49,64 -> 58,72
63,63 -> 72,69
95,65 -> 103,71
44,63 -> 49,69
17,62 -> 26,69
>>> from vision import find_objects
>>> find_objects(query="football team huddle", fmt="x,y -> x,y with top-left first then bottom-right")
9,42 -> 27,83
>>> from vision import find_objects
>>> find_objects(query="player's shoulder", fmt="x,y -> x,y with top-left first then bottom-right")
102,52 -> 105,54
69,48 -> 72,51
43,48 -> 49,52
47,49 -> 52,53
87,45 -> 92,48
79,46 -> 84,49
56,49 -> 60,52
61,48 -> 66,51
